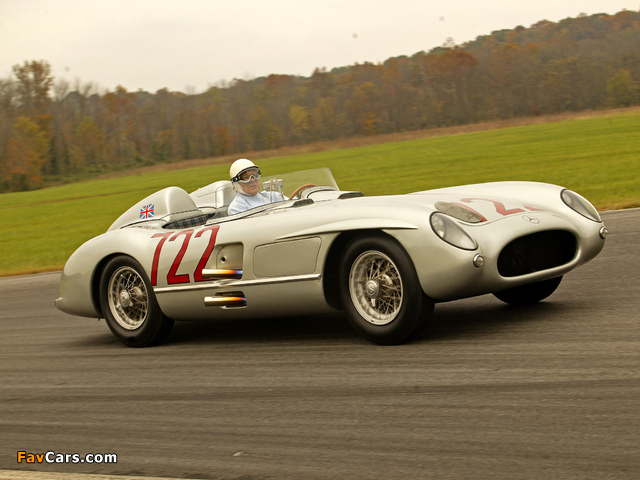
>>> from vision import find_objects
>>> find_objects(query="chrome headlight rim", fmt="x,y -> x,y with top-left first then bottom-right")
430,212 -> 478,251
561,189 -> 601,223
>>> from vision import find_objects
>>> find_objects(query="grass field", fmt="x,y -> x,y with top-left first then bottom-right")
1,109 -> 639,276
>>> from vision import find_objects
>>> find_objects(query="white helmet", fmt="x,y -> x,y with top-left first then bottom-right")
230,159 -> 260,183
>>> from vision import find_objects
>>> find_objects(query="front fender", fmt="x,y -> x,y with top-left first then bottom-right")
56,228 -> 159,318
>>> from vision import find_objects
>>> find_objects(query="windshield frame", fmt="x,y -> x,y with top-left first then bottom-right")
259,167 -> 339,197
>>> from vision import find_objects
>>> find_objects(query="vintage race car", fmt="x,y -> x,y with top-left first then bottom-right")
56,168 -> 607,347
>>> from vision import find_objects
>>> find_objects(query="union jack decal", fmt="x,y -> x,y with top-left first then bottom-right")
140,203 -> 155,219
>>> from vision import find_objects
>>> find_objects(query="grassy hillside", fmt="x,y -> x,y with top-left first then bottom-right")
1,110 -> 638,276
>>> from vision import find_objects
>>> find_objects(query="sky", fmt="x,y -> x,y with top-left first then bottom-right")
1,0 -> 638,94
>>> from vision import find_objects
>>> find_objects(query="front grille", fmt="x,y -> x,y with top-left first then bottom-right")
498,230 -> 576,277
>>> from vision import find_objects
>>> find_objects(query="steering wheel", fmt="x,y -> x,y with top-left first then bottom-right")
290,184 -> 318,199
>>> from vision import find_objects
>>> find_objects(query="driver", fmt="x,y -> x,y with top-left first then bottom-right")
227,159 -> 287,215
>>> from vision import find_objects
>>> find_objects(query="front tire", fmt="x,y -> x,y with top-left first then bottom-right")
339,235 -> 434,345
493,276 -> 563,306
99,256 -> 174,347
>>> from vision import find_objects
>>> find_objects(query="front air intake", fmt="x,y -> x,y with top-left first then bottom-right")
498,230 -> 576,277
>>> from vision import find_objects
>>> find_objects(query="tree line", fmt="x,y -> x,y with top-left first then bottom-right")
1,9 -> 639,192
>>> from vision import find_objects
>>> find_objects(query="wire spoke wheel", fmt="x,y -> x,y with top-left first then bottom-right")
349,250 -> 403,326
108,266 -> 149,330
339,235 -> 434,345
100,256 -> 174,347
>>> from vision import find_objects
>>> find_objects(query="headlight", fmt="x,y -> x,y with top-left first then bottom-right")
561,190 -> 601,222
435,201 -> 484,223
430,212 -> 478,250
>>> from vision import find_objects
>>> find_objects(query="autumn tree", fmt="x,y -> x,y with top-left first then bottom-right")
428,49 -> 479,124
12,60 -> 53,117
346,81 -> 379,135
99,86 -> 138,164
3,10 -> 640,191
1,117 -> 49,190
0,79 -> 17,179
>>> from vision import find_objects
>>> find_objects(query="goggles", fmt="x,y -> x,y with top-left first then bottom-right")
233,168 -> 261,183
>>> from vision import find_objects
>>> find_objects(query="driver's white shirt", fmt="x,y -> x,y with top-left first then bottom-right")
228,191 -> 287,215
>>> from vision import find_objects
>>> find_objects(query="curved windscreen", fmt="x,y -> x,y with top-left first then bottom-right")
260,167 -> 339,197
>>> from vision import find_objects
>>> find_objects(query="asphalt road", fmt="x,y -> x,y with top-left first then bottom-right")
1,209 -> 638,480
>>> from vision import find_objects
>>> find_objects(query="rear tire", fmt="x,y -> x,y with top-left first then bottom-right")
339,234 -> 434,345
494,276 -> 563,306
99,255 -> 174,347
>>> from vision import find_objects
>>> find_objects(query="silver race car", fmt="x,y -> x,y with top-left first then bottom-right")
56,168 -> 607,347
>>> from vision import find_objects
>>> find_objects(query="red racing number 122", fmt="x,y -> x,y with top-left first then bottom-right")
150,225 -> 220,286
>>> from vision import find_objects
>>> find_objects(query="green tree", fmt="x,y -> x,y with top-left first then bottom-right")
68,117 -> 105,171
151,129 -> 173,162
310,98 -> 339,140
247,106 -> 282,150
288,104 -> 310,143
606,68 -> 639,107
